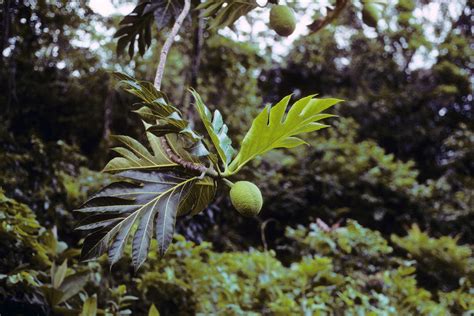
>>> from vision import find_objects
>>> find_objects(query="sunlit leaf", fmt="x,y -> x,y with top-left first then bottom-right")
228,95 -> 341,174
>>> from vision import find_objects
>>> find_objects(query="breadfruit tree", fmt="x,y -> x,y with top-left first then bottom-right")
75,0 -> 388,270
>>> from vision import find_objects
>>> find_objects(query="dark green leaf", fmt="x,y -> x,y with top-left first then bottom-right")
197,0 -> 257,30
115,1 -> 188,58
58,271 -> 90,304
151,0 -> 186,29
115,2 -> 154,58
76,170 -> 216,270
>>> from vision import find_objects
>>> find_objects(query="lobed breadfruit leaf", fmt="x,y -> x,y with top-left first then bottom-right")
115,0 -> 187,58
76,74 -> 219,269
103,132 -> 176,173
227,95 -> 342,174
114,72 -> 209,157
115,1 -> 154,58
76,170 -> 216,270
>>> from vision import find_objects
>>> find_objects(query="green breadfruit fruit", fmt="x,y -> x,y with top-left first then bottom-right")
362,3 -> 380,28
396,0 -> 415,12
269,5 -> 296,37
229,181 -> 263,217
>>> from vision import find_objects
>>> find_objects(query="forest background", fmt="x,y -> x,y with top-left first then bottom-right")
0,0 -> 472,314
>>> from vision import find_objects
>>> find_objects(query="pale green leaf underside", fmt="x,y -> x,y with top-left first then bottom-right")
114,72 -> 166,104
191,89 -> 235,167
228,95 -> 341,174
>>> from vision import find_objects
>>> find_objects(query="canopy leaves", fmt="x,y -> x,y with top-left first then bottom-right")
115,0 -> 186,58
227,95 -> 341,174
197,0 -> 257,30
115,1 -> 154,58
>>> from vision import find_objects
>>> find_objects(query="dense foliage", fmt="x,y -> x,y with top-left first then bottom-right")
1,0 -> 472,315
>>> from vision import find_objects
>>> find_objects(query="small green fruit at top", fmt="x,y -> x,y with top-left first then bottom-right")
230,181 -> 263,217
362,3 -> 380,28
269,5 -> 296,37
396,0 -> 415,12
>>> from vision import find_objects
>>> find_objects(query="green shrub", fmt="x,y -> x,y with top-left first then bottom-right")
132,222 -> 473,315
0,191 -> 52,270
391,225 -> 474,290
1,189 -> 472,315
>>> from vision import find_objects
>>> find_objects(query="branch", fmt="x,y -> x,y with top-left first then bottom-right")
180,10 -> 205,126
154,0 -> 191,90
151,0 -> 218,178
308,0 -> 349,34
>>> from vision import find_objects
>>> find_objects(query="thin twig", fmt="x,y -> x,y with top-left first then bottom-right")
308,0 -> 349,34
154,0 -> 191,90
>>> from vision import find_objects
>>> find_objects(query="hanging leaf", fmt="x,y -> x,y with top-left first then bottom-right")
227,95 -> 342,174
115,1 -> 154,58
151,0 -> 187,29
115,0 -> 187,58
76,170 -> 216,270
191,89 -> 235,167
177,171 -> 216,216
197,0 -> 257,30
